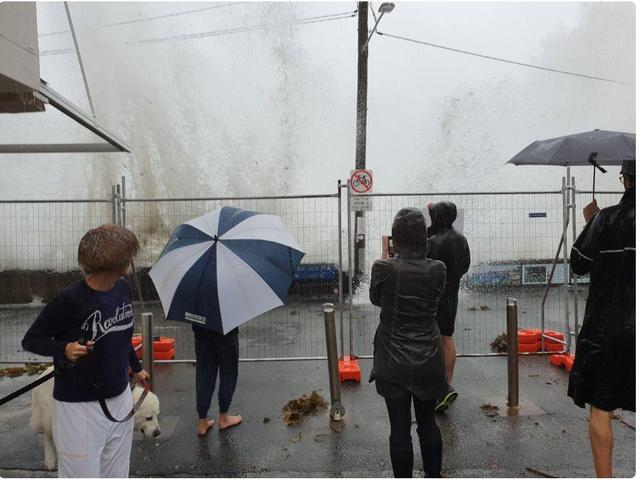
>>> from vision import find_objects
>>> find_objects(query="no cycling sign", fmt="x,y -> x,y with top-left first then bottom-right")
349,169 -> 373,211
349,169 -> 373,195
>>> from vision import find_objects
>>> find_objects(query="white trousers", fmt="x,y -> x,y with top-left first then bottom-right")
52,388 -> 134,478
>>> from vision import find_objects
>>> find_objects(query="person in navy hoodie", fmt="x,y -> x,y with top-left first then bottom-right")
23,224 -> 149,478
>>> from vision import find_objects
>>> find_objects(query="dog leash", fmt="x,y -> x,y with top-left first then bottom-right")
1,340 -> 150,424
0,363 -> 151,423
0,367 -> 149,423
80,335 -> 151,424
0,367 -> 60,407
0,341 -> 83,407
98,380 -> 150,423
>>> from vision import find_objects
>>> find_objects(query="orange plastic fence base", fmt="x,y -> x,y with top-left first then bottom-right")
564,355 -> 575,371
518,341 -> 541,353
550,354 -> 565,366
131,335 -> 176,360
134,348 -> 176,361
518,341 -> 564,354
518,329 -> 565,343
544,342 -> 565,352
153,348 -> 175,361
338,356 -> 361,383
550,354 -> 575,372
517,329 -> 565,354
152,336 -> 175,352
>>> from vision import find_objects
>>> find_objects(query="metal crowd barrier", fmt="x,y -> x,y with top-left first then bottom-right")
0,177 -> 623,363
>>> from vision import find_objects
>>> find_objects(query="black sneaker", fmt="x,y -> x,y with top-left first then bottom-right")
435,386 -> 458,413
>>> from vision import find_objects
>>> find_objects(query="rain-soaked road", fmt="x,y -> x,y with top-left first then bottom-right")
0,356 -> 634,477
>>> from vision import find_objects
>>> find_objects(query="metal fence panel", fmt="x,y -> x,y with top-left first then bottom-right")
0,200 -> 113,363
122,195 -> 341,361
345,190 -> 624,357
0,188 -> 625,363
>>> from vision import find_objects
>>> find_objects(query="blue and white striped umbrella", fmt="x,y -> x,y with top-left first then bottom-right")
149,206 -> 305,334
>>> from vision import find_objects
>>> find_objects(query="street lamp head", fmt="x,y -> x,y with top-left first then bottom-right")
378,2 -> 395,14
362,2 -> 395,53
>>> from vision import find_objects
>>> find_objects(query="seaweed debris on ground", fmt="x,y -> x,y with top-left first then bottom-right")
0,364 -> 51,378
490,333 -> 508,353
281,391 -> 327,426
481,403 -> 500,417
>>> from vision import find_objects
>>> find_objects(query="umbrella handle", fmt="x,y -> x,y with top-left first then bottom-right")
588,152 -> 606,201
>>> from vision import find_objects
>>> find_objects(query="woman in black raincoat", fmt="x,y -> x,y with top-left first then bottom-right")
370,208 -> 448,478
568,160 -> 635,477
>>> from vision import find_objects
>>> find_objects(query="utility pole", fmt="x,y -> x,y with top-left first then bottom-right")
353,1 -> 368,286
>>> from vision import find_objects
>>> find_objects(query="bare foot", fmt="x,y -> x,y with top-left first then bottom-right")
218,413 -> 242,430
197,418 -> 215,436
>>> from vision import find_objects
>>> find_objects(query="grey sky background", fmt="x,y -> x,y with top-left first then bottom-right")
0,1 -> 635,198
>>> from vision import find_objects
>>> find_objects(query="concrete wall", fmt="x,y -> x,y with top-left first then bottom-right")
0,2 -> 40,93
0,268 -> 343,304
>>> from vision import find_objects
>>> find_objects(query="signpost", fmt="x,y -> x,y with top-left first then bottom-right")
349,169 -> 373,195
348,169 -> 373,285
350,196 -> 372,211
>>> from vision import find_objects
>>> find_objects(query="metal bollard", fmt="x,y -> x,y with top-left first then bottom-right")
506,298 -> 519,407
323,303 -> 345,422
141,312 -> 154,390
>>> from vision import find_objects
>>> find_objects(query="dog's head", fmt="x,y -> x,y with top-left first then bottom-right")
132,386 -> 161,438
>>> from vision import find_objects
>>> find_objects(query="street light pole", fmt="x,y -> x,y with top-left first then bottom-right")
353,1 -> 368,284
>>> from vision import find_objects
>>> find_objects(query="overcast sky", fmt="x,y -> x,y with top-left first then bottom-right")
0,1 -> 635,199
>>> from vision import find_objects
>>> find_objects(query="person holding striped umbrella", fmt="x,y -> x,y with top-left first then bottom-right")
149,206 -> 305,436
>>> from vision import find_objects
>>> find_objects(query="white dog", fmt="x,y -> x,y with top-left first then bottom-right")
29,366 -> 161,470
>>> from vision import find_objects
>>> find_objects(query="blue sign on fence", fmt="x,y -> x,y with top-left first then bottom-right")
529,212 -> 547,218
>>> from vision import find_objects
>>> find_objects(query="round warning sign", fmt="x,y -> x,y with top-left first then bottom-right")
349,169 -> 373,194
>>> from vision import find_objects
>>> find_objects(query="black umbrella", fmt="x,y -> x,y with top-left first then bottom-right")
509,130 -> 634,350
508,129 -> 635,198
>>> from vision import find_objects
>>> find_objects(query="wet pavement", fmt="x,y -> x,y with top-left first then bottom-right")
1,285 -> 583,363
0,356 -> 635,478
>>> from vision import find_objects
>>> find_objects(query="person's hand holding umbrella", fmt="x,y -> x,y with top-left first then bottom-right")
582,199 -> 600,223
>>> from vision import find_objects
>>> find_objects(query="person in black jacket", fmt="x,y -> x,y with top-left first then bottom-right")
370,208 -> 448,478
568,160 -> 635,478
427,202 -> 470,412
22,225 -> 149,478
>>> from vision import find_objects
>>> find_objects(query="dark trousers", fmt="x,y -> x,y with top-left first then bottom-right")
384,392 -> 442,478
193,326 -> 239,419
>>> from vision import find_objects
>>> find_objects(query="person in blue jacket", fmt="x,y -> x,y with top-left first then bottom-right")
22,224 -> 149,478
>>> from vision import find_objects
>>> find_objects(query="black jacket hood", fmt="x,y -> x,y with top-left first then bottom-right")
391,208 -> 427,258
429,201 -> 457,233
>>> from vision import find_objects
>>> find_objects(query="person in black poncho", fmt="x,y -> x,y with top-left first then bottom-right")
370,208 -> 448,478
568,159 -> 635,478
